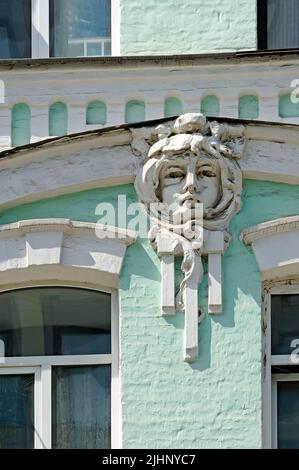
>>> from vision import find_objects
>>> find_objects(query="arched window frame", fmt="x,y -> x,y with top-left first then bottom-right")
0,218 -> 136,449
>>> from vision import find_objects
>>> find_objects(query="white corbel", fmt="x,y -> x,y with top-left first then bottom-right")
203,231 -> 225,314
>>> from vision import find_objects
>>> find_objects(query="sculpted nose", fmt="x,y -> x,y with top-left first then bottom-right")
183,170 -> 197,193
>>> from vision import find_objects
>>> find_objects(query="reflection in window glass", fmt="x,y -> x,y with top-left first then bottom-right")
277,381 -> 299,449
271,295 -> 299,355
0,288 -> 111,357
50,0 -> 111,57
267,0 -> 299,49
52,365 -> 111,448
0,0 -> 31,59
0,374 -> 34,449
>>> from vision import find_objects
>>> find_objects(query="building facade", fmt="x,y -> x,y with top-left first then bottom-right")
0,0 -> 298,449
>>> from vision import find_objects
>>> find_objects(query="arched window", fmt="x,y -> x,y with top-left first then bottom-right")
11,103 -> 31,147
200,95 -> 220,117
164,97 -> 183,118
49,102 -> 68,136
239,95 -> 259,119
279,93 -> 299,118
86,100 -> 107,125
125,100 -> 145,123
0,286 -> 113,449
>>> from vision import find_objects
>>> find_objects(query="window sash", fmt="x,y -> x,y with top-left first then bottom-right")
31,0 -> 118,59
0,366 -> 41,448
272,373 -> 299,449
264,285 -> 299,449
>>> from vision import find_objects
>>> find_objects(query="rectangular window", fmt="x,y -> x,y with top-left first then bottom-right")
0,0 -> 31,59
258,0 -> 299,50
0,287 -> 118,449
0,0 -> 116,59
265,289 -> 299,448
49,0 -> 111,57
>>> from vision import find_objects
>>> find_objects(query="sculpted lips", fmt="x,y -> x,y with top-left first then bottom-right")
177,192 -> 201,205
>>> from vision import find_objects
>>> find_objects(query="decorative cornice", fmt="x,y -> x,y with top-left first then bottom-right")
0,218 -> 137,246
241,216 -> 299,245
0,219 -> 137,289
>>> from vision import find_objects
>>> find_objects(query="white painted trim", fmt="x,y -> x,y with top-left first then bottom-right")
0,218 -> 136,245
262,284 -> 299,449
0,218 -> 136,289
111,0 -> 120,56
272,373 -> 299,449
271,378 -> 278,449
241,216 -> 299,245
111,290 -> 121,449
0,366 -> 42,448
32,0 -> 115,59
241,216 -> 299,281
0,354 -> 113,367
262,290 -> 272,449
41,365 -> 51,449
32,0 -> 50,59
271,355 -> 299,366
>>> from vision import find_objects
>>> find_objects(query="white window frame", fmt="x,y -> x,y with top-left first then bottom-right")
31,0 -> 119,59
263,283 -> 299,449
0,282 -> 120,449
271,373 -> 299,449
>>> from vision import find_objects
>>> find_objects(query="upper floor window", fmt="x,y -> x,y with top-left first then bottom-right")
50,0 -> 111,58
0,0 -> 114,59
258,0 -> 299,50
0,0 -> 31,59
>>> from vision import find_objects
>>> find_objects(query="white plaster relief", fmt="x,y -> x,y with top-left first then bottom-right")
134,113 -> 245,362
0,219 -> 136,288
241,216 -> 299,281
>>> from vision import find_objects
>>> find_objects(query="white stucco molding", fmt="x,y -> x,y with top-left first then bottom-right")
241,216 -> 299,280
0,120 -> 298,213
0,218 -> 136,289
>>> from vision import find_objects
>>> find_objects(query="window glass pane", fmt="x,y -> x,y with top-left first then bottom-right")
277,381 -> 299,449
50,0 -> 111,57
52,365 -> 111,449
271,295 -> 299,355
267,0 -> 299,49
0,288 -> 111,357
0,374 -> 34,449
0,0 -> 31,59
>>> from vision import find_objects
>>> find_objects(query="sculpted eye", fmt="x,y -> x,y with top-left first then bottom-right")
165,168 -> 186,179
197,167 -> 216,178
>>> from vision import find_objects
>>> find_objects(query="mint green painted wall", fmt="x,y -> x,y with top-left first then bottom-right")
11,103 -> 31,147
279,93 -> 299,118
119,0 -> 257,55
239,95 -> 259,119
86,101 -> 107,125
125,100 -> 145,124
2,180 -> 299,448
201,95 -> 220,117
164,97 -> 183,118
49,102 -> 68,136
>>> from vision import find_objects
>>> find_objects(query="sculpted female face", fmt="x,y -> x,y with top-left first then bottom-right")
159,153 -> 221,221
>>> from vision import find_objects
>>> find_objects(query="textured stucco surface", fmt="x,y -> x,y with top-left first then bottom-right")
2,180 -> 299,448
119,0 -> 257,55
